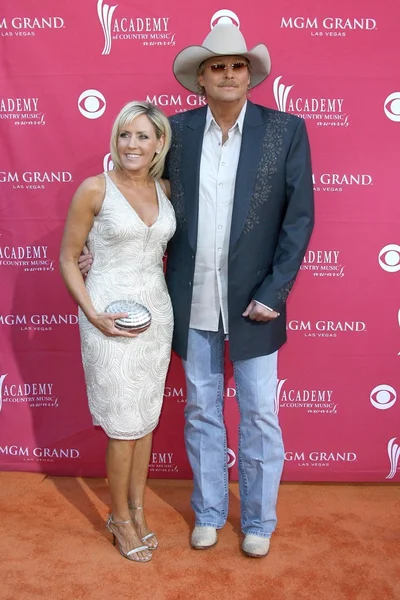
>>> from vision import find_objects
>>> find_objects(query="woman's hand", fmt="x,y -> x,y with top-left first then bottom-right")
88,312 -> 140,338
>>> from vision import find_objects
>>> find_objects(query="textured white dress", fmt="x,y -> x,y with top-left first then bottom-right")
79,173 -> 176,439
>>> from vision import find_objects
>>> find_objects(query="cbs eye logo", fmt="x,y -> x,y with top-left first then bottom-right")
378,244 -> 400,272
227,448 -> 236,468
370,384 -> 397,410
210,9 -> 240,29
78,90 -> 106,119
384,92 -> 400,122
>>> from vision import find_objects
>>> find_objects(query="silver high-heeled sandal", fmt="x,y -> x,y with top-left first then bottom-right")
129,505 -> 159,551
105,515 -> 152,562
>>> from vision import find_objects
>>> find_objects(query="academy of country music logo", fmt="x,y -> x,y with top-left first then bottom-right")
0,445 -> 79,463
0,373 -> 59,412
312,173 -> 373,193
286,319 -> 367,338
300,249 -> 345,278
370,385 -> 397,410
386,438 -> 400,480
78,90 -> 106,120
145,93 -> 207,114
280,16 -> 377,37
284,450 -> 357,468
0,15 -> 65,37
103,153 -> 113,172
0,313 -> 78,331
384,92 -> 400,122
0,240 -> 55,272
149,452 -> 178,474
0,171 -> 73,190
275,379 -> 337,416
97,0 -> 175,55
273,76 -> 349,127
0,97 -> 45,126
378,244 -> 400,273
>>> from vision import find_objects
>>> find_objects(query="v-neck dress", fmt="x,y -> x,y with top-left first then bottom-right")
79,172 -> 176,439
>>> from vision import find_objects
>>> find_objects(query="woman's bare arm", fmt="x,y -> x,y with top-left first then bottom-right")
59,176 -> 136,337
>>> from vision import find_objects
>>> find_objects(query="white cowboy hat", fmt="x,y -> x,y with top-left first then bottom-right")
173,19 -> 271,93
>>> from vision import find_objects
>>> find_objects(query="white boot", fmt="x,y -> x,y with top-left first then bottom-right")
191,526 -> 218,549
242,534 -> 271,557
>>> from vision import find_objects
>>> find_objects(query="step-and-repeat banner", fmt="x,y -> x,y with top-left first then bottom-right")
1,1 -> 399,481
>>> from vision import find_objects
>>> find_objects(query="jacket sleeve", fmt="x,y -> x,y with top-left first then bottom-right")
162,118 -> 173,179
253,118 -> 314,312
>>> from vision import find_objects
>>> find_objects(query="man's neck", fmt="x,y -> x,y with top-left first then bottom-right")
207,97 -> 247,131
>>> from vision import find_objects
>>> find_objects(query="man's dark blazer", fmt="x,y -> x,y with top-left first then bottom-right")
164,100 -> 314,362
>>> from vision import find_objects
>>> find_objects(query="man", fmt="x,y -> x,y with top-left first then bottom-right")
80,18 -> 314,558
164,18 -> 313,557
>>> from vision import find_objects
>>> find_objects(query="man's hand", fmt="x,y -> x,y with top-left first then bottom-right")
78,244 -> 93,276
242,300 -> 280,321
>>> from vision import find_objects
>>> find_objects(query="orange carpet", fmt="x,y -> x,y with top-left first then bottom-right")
0,473 -> 399,600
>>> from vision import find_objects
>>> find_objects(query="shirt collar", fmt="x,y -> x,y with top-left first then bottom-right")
205,100 -> 247,135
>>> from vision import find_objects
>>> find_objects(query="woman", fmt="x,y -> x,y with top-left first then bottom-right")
59,101 -> 175,563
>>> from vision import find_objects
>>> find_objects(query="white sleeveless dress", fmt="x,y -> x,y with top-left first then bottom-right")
79,173 -> 176,439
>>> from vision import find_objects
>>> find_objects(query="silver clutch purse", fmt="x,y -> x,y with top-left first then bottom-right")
104,300 -> 152,332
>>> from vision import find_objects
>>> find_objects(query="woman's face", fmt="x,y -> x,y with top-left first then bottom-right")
117,114 -> 163,174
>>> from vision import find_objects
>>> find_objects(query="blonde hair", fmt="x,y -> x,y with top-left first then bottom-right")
110,101 -> 171,180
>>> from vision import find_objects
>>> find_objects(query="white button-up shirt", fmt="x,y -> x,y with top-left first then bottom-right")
189,103 -> 247,333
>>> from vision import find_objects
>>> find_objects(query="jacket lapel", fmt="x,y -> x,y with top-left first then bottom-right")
182,106 -> 207,250
229,102 -> 265,248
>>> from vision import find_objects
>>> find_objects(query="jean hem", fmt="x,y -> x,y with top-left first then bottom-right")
195,522 -> 224,529
242,530 -> 272,538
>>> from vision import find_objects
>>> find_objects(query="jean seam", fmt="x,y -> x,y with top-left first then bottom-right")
184,327 -> 227,529
233,362 -> 249,531
214,327 -> 228,522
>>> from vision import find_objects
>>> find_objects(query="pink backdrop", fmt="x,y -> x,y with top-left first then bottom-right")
1,1 -> 399,482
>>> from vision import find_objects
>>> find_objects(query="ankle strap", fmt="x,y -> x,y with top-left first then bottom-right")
108,514 -> 132,525
129,505 -> 143,510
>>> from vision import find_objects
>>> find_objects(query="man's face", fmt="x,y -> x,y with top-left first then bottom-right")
197,55 -> 250,104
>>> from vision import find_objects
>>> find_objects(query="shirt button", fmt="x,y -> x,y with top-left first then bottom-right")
219,183 -> 223,187
219,203 -> 223,207
218,225 -> 222,229
218,268 -> 222,272
221,162 -> 226,166
218,247 -> 222,251
189,281 -> 192,286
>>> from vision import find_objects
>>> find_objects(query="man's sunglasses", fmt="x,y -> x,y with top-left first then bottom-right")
208,61 -> 248,73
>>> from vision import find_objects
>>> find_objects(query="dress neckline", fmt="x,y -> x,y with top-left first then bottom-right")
105,172 -> 161,229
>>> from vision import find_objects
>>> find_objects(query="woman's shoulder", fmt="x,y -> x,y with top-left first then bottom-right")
71,174 -> 106,215
79,173 -> 106,194
158,178 -> 171,199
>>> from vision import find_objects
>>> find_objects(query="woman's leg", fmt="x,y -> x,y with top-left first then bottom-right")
128,431 -> 157,547
106,438 -> 151,560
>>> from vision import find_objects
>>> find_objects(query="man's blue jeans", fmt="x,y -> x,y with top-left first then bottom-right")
182,325 -> 284,538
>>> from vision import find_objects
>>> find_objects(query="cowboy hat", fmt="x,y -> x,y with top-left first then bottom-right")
173,19 -> 271,93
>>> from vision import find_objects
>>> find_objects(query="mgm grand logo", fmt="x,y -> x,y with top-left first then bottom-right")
280,17 -> 377,36
285,451 -> 357,467
0,445 -> 79,460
